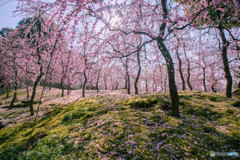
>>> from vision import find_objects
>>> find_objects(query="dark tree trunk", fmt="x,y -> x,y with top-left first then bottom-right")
96,71 -> 100,93
211,85 -> 217,93
134,52 -> 141,95
202,67 -> 207,92
67,76 -> 71,95
104,77 -> 107,90
157,37 -> 180,117
219,27 -> 232,98
89,81 -> 93,91
82,52 -> 88,97
29,68 -> 43,116
183,43 -> 193,91
176,50 -> 185,90
49,83 -> 51,90
238,81 -> 240,88
96,84 -> 99,93
67,84 -> 71,95
127,73 -> 130,94
82,70 -> 87,97
9,85 -> 17,109
187,61 -> 193,90
5,85 -> 9,99
124,76 -> 127,89
145,79 -> 148,92
152,72 -> 156,92
9,57 -> 18,109
48,74 -> 52,90
61,79 -> 64,97
29,46 -> 44,116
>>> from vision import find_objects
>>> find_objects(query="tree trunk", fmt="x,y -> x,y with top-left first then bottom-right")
157,37 -> 180,117
238,81 -> 240,88
176,50 -> 185,90
29,70 -> 43,116
9,57 -> 18,109
187,62 -> 193,90
96,71 -> 100,93
49,82 -> 51,90
134,52 -> 141,95
219,27 -> 232,98
104,77 -> 107,90
61,63 -> 66,97
61,79 -> 64,97
211,85 -> 217,93
164,73 -> 167,92
82,70 -> 87,97
5,85 -> 9,99
127,73 -> 130,94
9,85 -> 17,109
183,43 -> 193,91
153,72 -> 156,92
48,74 -> 52,90
145,79 -> 148,92
61,73 -> 65,97
202,67 -> 207,92
96,85 -> 99,93
67,84 -> 71,95
124,76 -> 127,89
96,81 -> 99,92
29,46 -> 44,116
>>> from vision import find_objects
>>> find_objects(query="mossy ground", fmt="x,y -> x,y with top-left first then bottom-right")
0,87 -> 113,126
0,91 -> 240,159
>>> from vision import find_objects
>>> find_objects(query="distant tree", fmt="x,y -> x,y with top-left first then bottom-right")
16,16 -> 56,115
180,0 -> 240,97
175,37 -> 186,91
0,27 -> 14,95
0,28 -> 14,38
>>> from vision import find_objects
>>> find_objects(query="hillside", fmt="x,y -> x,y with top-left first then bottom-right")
0,90 -> 240,159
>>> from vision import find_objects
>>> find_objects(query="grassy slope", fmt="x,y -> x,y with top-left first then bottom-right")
0,91 -> 240,159
0,88 -> 113,126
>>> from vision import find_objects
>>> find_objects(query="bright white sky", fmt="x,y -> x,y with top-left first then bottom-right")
0,0 -> 23,29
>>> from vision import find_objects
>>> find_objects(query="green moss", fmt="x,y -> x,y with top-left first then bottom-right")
232,101 -> 240,108
226,109 -> 234,114
0,92 -> 240,159
207,95 -> 226,102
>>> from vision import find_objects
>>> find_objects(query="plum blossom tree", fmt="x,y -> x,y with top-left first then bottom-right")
1,32 -> 24,108
25,1 -> 172,114
179,0 -> 240,97
13,16 -> 60,115
0,28 -> 15,98
11,0 -> 240,118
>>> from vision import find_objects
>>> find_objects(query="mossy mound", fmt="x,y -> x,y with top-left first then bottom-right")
0,92 -> 240,159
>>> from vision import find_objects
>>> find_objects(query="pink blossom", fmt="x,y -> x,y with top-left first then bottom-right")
162,133 -> 167,137
114,122 -> 119,126
74,140 -> 79,145
128,135 -> 134,138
